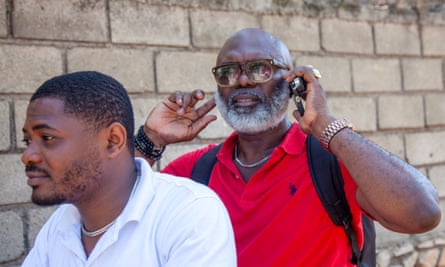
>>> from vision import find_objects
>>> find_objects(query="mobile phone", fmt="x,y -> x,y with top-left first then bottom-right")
289,77 -> 306,116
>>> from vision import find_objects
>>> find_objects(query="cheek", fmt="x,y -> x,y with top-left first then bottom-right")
264,79 -> 287,96
217,88 -> 231,98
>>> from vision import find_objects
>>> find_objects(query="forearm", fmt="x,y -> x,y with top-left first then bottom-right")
329,128 -> 441,233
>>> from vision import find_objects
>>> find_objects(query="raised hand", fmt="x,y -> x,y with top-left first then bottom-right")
143,89 -> 217,147
283,66 -> 335,139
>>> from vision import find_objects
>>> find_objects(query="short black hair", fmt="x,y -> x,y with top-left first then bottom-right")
31,71 -> 135,155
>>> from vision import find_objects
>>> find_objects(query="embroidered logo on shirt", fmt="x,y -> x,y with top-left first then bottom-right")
289,183 -> 297,196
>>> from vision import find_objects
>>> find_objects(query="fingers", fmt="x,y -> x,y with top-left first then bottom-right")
167,89 -> 206,114
189,113 -> 218,138
283,65 -> 322,84
195,96 -> 216,118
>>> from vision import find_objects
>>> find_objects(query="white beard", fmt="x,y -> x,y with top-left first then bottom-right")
215,83 -> 289,134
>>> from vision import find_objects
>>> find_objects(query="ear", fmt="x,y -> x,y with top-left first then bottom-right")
105,122 -> 128,158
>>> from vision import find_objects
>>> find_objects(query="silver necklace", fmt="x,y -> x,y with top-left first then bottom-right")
234,143 -> 272,168
81,219 -> 116,237
81,173 -> 141,237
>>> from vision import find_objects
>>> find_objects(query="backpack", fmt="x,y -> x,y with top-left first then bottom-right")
190,136 -> 376,267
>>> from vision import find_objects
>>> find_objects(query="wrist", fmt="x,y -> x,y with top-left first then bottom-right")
319,118 -> 354,152
134,125 -> 166,161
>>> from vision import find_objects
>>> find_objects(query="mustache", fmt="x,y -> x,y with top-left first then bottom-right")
228,89 -> 266,105
25,164 -> 49,175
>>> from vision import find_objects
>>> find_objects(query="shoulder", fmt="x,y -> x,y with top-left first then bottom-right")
28,204 -> 79,245
161,143 -> 219,177
152,171 -> 221,201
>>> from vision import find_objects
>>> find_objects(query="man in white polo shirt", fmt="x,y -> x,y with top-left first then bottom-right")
20,71 -> 236,267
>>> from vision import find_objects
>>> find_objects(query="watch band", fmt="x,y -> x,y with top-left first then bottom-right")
319,118 -> 354,152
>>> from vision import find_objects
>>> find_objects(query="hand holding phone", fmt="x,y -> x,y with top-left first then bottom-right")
289,77 -> 307,116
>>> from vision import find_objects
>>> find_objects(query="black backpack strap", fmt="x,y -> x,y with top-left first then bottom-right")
306,135 -> 362,265
190,143 -> 222,185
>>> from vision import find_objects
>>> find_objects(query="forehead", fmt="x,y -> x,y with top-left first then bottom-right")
217,31 -> 280,64
24,98 -> 83,132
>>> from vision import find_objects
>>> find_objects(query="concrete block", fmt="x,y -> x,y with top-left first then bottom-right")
402,59 -> 443,91
13,0 -> 107,41
156,51 -> 217,94
375,23 -> 420,55
425,93 -> 445,126
429,165 -> 445,198
131,97 -> 163,133
0,211 -> 24,262
27,206 -> 57,248
438,251 -> 445,267
378,95 -> 423,129
406,131 -> 445,165
375,222 -> 409,245
367,133 -> 405,159
417,248 -> 440,267
352,58 -> 401,92
67,47 -> 155,93
0,0 -> 6,37
262,15 -> 319,52
423,26 -> 445,56
14,100 -> 28,150
321,19 -> 373,54
376,249 -> 392,267
393,242 -> 415,257
110,1 -> 189,46
403,251 -> 419,267
0,154 -> 31,204
327,96 -> 376,131
0,45 -> 63,93
191,10 -> 258,48
0,100 -> 10,151
296,56 -> 351,92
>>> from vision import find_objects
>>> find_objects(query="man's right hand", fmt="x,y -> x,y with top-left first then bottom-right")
143,89 -> 217,147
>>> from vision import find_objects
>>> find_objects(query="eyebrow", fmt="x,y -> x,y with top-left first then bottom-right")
22,123 -> 56,134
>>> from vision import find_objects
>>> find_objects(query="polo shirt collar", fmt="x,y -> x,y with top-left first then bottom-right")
220,122 -> 307,157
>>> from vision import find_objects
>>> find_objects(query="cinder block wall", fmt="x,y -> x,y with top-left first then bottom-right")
1,0 -> 444,266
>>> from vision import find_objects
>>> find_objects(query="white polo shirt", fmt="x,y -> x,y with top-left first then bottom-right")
22,158 -> 236,267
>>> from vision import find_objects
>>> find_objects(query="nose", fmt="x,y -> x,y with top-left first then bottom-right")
237,71 -> 256,88
21,143 -> 42,166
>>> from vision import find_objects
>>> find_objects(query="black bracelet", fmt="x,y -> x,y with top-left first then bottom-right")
134,126 -> 166,161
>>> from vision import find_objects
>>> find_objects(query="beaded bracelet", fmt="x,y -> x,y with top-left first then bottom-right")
134,126 -> 166,161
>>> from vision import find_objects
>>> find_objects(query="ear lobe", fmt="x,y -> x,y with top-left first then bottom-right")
106,122 -> 127,158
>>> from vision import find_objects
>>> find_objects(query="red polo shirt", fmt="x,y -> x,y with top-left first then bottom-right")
162,124 -> 364,267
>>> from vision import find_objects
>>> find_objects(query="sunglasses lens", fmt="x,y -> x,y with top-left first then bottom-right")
246,61 -> 273,82
213,60 -> 276,86
214,65 -> 239,86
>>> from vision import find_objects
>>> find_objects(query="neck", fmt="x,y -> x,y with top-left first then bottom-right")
78,165 -> 138,234
234,120 -> 292,182
236,119 -> 292,149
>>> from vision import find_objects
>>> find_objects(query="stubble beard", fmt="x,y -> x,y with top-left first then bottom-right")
31,150 -> 103,206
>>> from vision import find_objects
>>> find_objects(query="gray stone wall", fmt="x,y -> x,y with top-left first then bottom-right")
1,0 -> 445,266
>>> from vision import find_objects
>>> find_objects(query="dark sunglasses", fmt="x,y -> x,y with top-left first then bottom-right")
211,59 -> 288,87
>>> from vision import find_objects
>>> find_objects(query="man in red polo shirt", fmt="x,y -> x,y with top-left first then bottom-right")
135,28 -> 441,266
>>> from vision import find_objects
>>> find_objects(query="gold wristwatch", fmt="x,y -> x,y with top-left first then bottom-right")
319,118 -> 354,152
